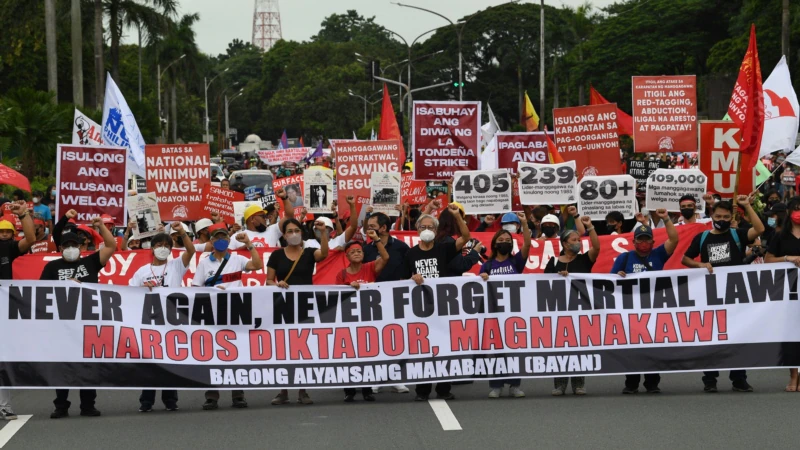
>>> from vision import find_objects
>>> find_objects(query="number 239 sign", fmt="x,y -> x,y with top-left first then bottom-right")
577,175 -> 638,220
517,161 -> 577,205
453,169 -> 512,214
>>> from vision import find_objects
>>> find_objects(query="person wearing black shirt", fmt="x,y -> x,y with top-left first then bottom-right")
402,204 -> 470,402
682,196 -> 764,393
544,216 -> 600,396
43,217 -> 117,419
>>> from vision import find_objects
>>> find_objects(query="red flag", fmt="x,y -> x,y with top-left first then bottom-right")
378,83 -> 406,160
544,126 -> 565,164
299,136 -> 304,147
589,86 -> 634,137
0,163 -> 30,192
728,24 -> 764,196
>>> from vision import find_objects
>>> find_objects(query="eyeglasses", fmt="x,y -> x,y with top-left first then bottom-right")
418,225 -> 436,231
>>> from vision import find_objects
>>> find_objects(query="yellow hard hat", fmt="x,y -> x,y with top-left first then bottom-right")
0,220 -> 14,232
243,204 -> 266,221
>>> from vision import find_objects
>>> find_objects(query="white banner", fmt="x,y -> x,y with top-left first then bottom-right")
452,169 -> 512,214
72,109 -> 104,146
304,167 -> 334,214
127,192 -> 161,239
646,169 -> 707,212
370,172 -> 401,216
518,161 -> 577,206
577,175 -> 638,220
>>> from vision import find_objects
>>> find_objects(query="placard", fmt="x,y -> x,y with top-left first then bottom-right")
304,167 -> 334,214
273,174 -> 305,213
452,169 -> 511,214
698,121 -> 747,196
370,172 -> 401,216
201,184 -> 244,225
632,75 -> 698,153
412,101 -> 481,180
518,161 -> 578,206
645,169 -> 707,212
257,148 -> 310,166
552,104 -> 621,177
577,175 -> 637,220
56,144 -> 128,225
145,143 -> 210,221
127,192 -> 161,239
401,173 -> 427,205
495,132 -> 553,172
627,159 -> 663,192
334,140 -> 404,216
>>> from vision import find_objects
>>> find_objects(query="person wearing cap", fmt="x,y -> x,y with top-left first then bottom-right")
227,187 -> 294,249
193,218 -> 214,245
539,214 -> 561,239
193,222 -> 263,410
43,215 -> 117,419
0,202 -> 35,420
168,222 -> 189,248
98,214 -> 123,250
130,223 -> 195,412
611,208 -> 677,394
313,196 -> 358,250
29,218 -> 56,254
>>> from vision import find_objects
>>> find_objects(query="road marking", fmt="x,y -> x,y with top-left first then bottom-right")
428,400 -> 462,431
0,415 -> 32,448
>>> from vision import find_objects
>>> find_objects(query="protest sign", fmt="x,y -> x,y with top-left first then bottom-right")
232,201 -> 251,227
698,121 -> 748,196
56,145 -> 127,225
145,144 -> 210,221
257,148 -> 309,166
518,161 -> 578,206
495,132 -> 553,172
304,167 -> 334,214
334,140 -> 404,216
412,101 -> 481,180
646,169 -> 707,212
370,173 -> 401,216
452,170 -> 512,214
426,183 -> 449,199
632,75 -> 698,152
273,174 -> 307,221
127,193 -> 161,239
201,184 -> 244,225
627,159 -> 663,192
401,173 -> 427,205
6,261 -> 800,389
553,104 -> 621,177
577,175 -> 637,220
244,186 -> 263,201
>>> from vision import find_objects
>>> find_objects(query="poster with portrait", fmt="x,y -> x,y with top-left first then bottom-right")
304,167 -> 334,214
127,192 -> 161,239
370,172 -> 401,216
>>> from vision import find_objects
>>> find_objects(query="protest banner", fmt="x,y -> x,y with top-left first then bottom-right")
452,170 -> 512,214
5,262 -> 800,389
401,173 -> 427,205
304,167 -> 334,214
698,121 -> 748,196
369,172 -> 401,216
632,75 -> 698,152
495,132 -> 553,172
127,193 -> 161,239
145,144 -> 210,221
577,175 -> 637,220
518,161 -> 577,206
627,159 -> 663,193
257,148 -> 309,166
552,104 -> 621,177
72,109 -> 104,146
412,101 -> 481,180
334,140 -> 404,216
201,184 -> 244,225
646,169 -> 707,212
56,145 -> 127,225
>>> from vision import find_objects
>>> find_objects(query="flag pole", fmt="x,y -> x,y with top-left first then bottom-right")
751,159 -> 786,195
732,154 -> 744,222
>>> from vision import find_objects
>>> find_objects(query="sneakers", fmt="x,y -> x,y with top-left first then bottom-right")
646,387 -> 662,394
703,383 -> 718,393
488,388 -> 501,398
363,393 -> 376,402
138,403 -> 153,413
1,407 -> 17,420
80,408 -> 101,417
573,387 -> 586,396
271,393 -> 289,405
371,387 -> 380,394
297,392 -> 313,405
509,386 -> 526,398
622,386 -> 639,394
50,408 -> 69,419
436,393 -> 455,400
202,399 -> 219,410
232,398 -> 248,408
344,394 -> 355,403
732,381 -> 754,392
392,385 -> 410,394
414,395 -> 428,402
164,404 -> 179,411
551,388 -> 565,396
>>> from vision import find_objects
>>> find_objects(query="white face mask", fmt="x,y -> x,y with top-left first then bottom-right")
32,197 -> 40,203
141,241 -> 151,249
419,229 -> 435,243
286,234 -> 302,246
62,247 -> 80,262
502,224 -> 518,233
153,247 -> 171,261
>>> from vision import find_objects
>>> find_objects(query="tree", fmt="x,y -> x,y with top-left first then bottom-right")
71,0 -> 84,107
94,0 -> 105,109
45,0 -> 58,101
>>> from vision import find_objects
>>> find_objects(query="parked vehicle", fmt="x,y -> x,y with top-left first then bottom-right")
229,169 -> 274,197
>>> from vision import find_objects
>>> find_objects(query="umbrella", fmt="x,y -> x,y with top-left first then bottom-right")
0,163 -> 30,192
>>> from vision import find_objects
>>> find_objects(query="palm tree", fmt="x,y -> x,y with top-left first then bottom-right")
45,0 -> 58,101
94,0 -> 105,109
71,0 -> 84,107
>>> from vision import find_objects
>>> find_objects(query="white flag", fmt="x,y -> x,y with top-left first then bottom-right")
480,103 -> 500,149
101,73 -> 146,177
759,56 -> 799,157
71,109 -> 104,146
479,135 -> 498,170
352,130 -> 358,140
784,143 -> 800,166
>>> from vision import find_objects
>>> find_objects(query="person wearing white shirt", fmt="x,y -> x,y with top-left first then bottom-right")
129,223 -> 195,413
228,188 -> 295,249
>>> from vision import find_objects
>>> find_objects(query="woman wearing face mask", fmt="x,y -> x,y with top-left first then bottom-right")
129,224 -> 195,412
267,218 -> 329,406
538,214 -> 560,239
435,202 -> 483,273
479,213 -> 531,398
761,202 -> 786,247
544,216 -> 600,396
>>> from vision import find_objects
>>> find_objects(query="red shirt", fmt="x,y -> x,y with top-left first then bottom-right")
29,238 -> 56,254
336,261 -> 377,285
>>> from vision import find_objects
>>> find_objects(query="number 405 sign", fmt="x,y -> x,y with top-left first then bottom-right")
577,175 -> 638,220
453,169 -> 512,214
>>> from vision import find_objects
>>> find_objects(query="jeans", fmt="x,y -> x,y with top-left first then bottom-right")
204,390 -> 245,401
415,383 -> 451,397
554,377 -> 585,391
0,389 -> 10,408
625,374 -> 661,390
489,379 -> 521,388
702,370 -> 747,385
140,390 -> 178,407
54,389 -> 96,411
344,388 -> 372,397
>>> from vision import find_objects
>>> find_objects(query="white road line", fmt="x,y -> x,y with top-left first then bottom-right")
0,415 -> 32,448
428,400 -> 462,431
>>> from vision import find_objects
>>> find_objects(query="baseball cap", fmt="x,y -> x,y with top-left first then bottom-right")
0,220 -> 14,232
243,204 -> 265,221
316,217 -> 334,230
634,225 -> 653,240
195,218 -> 214,232
208,222 -> 229,237
766,203 -> 787,215
61,231 -> 83,246
541,214 -> 560,226
100,214 -> 115,224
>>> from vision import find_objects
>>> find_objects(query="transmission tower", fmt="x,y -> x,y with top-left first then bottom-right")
252,0 -> 282,51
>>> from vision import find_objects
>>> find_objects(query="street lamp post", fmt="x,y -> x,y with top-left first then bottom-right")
225,88 -> 244,149
157,54 -> 185,140
204,67 -> 229,144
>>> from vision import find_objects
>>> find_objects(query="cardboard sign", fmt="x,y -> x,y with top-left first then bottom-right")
273,174 -> 306,220
201,184 -> 244,225
127,193 -> 161,239
645,169 -> 707,212
304,167 -> 334,214
627,159 -> 664,192
518,161 -> 578,206
552,104 -> 621,177
401,173 -> 427,205
56,145 -> 127,225
145,144 -> 210,221
632,75 -> 698,153
412,101 -> 481,180
370,172 -> 401,216
698,121 -> 746,196
257,148 -> 310,166
334,140 -> 404,216
452,170 -> 512,214
495,132 -> 553,173
577,175 -> 637,220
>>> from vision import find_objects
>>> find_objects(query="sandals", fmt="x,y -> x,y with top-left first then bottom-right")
785,381 -> 799,392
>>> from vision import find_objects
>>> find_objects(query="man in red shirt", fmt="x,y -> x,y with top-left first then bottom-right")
29,219 -> 56,254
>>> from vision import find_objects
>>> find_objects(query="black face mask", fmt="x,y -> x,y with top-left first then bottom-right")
713,220 -> 731,232
541,226 -> 557,237
254,224 -> 267,233
680,208 -> 695,220
767,198 -> 779,206
605,224 -> 618,234
495,242 -> 512,256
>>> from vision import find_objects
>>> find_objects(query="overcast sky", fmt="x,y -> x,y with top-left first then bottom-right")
171,0 -> 622,57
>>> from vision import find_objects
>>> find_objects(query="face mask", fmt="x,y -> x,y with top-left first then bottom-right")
32,197 -> 40,203
51,190 -> 56,196
768,217 -> 777,228
502,224 -> 517,233
419,229 -> 435,243
495,242 -> 512,256
213,239 -> 230,252
713,220 -> 731,232
141,241 -> 151,249
634,241 -> 653,254
254,224 -> 267,233
62,247 -> 80,262
792,211 -> 800,225
541,226 -> 557,238
153,247 -> 171,261
680,208 -> 695,220
566,243 -> 581,254
768,199 -> 779,206
605,224 -> 617,234
286,234 -> 303,246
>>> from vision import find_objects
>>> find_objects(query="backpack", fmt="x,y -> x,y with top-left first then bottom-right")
699,230 -> 742,253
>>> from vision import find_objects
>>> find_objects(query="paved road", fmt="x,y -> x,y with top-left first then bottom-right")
0,369 -> 795,449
